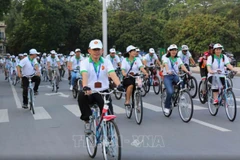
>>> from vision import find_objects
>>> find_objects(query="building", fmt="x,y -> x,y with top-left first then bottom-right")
0,21 -> 7,56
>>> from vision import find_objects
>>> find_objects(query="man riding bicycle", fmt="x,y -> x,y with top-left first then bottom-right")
4,53 -> 11,80
17,49 -> 41,109
78,39 -> 124,134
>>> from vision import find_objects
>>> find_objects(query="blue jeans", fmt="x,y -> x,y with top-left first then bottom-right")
71,71 -> 77,86
163,74 -> 180,109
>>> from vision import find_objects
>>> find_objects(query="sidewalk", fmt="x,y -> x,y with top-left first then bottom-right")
190,66 -> 240,76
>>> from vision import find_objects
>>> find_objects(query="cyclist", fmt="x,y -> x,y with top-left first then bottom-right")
207,43 -> 237,105
162,44 -> 190,114
105,48 -> 121,70
143,48 -> 161,68
47,50 -> 61,89
4,53 -> 11,80
10,56 -> 17,79
17,49 -> 41,109
58,54 -> 65,79
67,51 -> 75,84
121,45 -> 149,106
178,45 -> 196,70
69,48 -> 84,90
40,53 -> 48,79
78,39 -> 124,133
136,48 -> 143,62
198,43 -> 214,95
117,52 -> 124,62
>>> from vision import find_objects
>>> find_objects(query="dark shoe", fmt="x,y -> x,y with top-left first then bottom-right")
34,91 -> 38,95
22,104 -> 28,109
57,86 -> 59,90
5,77 -> 7,80
84,123 -> 92,135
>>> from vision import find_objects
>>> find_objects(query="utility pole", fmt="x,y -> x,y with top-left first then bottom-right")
102,0 -> 107,57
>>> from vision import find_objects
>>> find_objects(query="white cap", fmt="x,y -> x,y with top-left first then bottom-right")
167,47 -> 170,51
136,48 -> 140,52
109,48 -> 116,53
50,50 -> 57,55
149,48 -> 155,53
181,45 -> 189,50
75,48 -> 81,52
70,51 -> 75,56
168,44 -> 178,50
126,45 -> 136,53
23,53 -> 28,56
12,55 -> 15,58
118,52 -> 122,55
89,39 -> 103,49
43,53 -> 47,56
29,49 -> 38,54
6,53 -> 10,56
213,43 -> 223,49
19,54 -> 23,56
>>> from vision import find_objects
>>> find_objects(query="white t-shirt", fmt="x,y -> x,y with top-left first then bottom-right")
47,56 -> 60,67
121,57 -> 143,75
178,51 -> 192,65
18,56 -> 38,76
80,57 -> 115,91
163,57 -> 183,75
105,55 -> 120,70
40,57 -> 48,66
161,54 -> 167,62
70,55 -> 84,70
144,53 -> 158,67
207,54 -> 230,77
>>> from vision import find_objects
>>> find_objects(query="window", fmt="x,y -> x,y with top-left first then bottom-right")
0,32 -> 4,39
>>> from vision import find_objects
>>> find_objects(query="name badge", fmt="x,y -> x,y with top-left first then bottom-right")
94,82 -> 102,88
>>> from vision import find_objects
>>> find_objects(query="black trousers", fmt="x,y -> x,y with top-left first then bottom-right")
78,90 -> 113,121
22,76 -> 41,105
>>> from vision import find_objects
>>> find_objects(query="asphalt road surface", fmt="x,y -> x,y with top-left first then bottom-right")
0,69 -> 240,160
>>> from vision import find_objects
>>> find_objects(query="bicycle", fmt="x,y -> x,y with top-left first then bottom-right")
161,73 -> 194,123
207,72 -> 237,121
25,75 -> 35,114
11,69 -> 17,86
72,69 -> 82,99
85,89 -> 121,160
198,77 -> 208,104
124,73 -> 144,125
42,66 -> 48,82
51,66 -> 59,93
144,64 -> 161,95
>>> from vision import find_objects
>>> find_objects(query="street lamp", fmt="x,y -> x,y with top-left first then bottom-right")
102,0 -> 107,57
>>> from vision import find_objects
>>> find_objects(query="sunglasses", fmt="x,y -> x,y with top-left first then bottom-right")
170,49 -> 177,51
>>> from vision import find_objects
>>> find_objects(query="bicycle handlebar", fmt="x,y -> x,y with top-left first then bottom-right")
91,89 -> 115,95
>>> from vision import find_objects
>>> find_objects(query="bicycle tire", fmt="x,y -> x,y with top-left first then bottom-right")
125,102 -> 133,119
161,88 -> 172,117
153,76 -> 160,95
114,91 -> 122,100
187,76 -> 198,98
207,87 -> 218,116
225,89 -> 237,122
85,118 -> 98,158
145,78 -> 150,93
102,120 -> 121,160
134,91 -> 143,125
178,91 -> 193,122
198,80 -> 207,104
29,89 -> 35,114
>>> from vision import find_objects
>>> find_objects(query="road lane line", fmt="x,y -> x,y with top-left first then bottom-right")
64,105 -> 81,117
33,107 -> 52,120
0,109 -> 9,123
192,118 -> 231,132
10,84 -> 22,108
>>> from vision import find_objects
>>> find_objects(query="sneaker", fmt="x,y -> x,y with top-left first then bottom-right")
84,123 -> 91,134
164,108 -> 170,114
70,85 -> 73,90
213,99 -> 218,105
34,91 -> 38,95
22,104 -> 28,109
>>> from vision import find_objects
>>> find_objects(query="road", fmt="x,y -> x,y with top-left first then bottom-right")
0,69 -> 240,160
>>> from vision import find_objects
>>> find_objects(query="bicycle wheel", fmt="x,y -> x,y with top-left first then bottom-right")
72,88 -> 77,99
198,80 -> 207,104
102,120 -> 121,160
114,91 -> 122,100
187,76 -> 198,98
153,76 -> 160,95
29,89 -> 35,114
141,85 -> 147,97
207,87 -> 218,116
144,78 -> 150,93
12,75 -> 17,86
85,118 -> 98,158
134,91 -> 143,125
178,91 -> 193,122
225,89 -> 237,121
161,88 -> 172,117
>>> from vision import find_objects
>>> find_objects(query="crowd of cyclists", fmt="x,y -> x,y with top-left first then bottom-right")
0,41 -> 238,125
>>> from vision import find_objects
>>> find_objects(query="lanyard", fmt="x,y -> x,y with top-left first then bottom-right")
28,57 -> 34,67
92,62 -> 101,80
216,58 -> 221,69
76,57 -> 80,65
170,58 -> 177,74
110,57 -> 114,64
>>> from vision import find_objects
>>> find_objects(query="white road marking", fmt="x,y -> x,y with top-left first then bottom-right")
192,118 -> 231,132
64,105 -> 81,117
0,109 -> 9,123
33,107 -> 52,120
45,92 -> 69,98
10,83 -> 22,108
